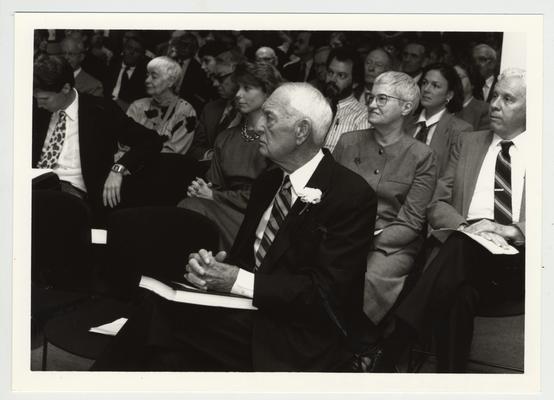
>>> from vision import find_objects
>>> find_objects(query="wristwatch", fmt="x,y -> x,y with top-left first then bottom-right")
111,164 -> 128,174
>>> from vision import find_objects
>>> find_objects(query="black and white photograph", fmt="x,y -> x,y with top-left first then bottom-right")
5,9 -> 548,397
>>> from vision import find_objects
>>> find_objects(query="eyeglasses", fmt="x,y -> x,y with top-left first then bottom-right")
213,71 -> 233,83
365,93 -> 406,107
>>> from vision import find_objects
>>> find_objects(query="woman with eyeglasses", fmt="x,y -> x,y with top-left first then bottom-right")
404,62 -> 473,177
178,61 -> 282,251
333,71 -> 437,332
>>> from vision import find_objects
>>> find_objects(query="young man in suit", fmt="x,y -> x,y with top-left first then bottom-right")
92,82 -> 377,372
186,49 -> 243,162
33,55 -> 162,226
373,68 -> 527,373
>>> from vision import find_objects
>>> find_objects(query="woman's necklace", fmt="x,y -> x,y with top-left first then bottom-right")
240,121 -> 260,142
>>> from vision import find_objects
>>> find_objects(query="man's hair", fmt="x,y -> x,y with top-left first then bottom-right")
198,40 -> 229,58
60,37 -> 85,53
374,71 -> 420,110
273,82 -> 333,146
366,47 -> 393,69
498,67 -> 526,89
473,43 -> 497,62
169,32 -> 198,57
33,54 -> 75,92
421,62 -> 464,113
326,46 -> 363,84
215,49 -> 245,69
232,61 -> 283,95
147,56 -> 182,89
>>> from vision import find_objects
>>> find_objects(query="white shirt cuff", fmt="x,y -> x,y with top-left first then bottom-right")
230,268 -> 254,298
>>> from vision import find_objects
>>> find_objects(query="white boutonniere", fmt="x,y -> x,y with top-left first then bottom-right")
297,187 -> 322,215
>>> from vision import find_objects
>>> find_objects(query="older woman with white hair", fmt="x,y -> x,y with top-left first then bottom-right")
115,56 -> 199,206
116,56 -> 197,160
333,71 -> 438,328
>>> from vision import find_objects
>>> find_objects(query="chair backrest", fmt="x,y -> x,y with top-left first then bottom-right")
32,190 -> 93,290
103,207 -> 220,298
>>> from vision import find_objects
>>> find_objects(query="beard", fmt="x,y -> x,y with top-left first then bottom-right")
324,82 -> 352,101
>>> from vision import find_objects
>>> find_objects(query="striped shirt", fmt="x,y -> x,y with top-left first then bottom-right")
324,94 -> 370,152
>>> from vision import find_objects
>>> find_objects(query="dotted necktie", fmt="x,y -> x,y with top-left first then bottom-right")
36,111 -> 67,169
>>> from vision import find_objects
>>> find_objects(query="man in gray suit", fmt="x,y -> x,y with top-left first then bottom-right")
60,37 -> 104,97
375,68 -> 527,373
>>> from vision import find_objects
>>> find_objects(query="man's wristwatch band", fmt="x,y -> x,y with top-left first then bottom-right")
111,164 -> 127,174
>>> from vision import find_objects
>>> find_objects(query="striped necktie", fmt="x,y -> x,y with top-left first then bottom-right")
254,175 -> 292,270
494,140 -> 514,224
36,110 -> 67,169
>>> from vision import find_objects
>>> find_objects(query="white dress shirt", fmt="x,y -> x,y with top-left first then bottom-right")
40,89 -> 86,192
230,150 -> 325,298
467,131 -> 527,223
324,94 -> 370,152
482,75 -> 495,101
414,108 -> 447,145
111,63 -> 136,99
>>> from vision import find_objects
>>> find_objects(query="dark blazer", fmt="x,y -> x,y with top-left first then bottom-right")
33,93 -> 162,217
282,59 -> 316,82
428,130 -> 525,236
178,58 -> 213,114
229,152 -> 377,371
404,111 -> 473,178
186,98 -> 228,161
103,58 -> 148,104
474,75 -> 498,103
455,97 -> 490,131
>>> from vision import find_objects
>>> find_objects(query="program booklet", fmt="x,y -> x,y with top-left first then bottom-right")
138,275 -> 257,310
431,228 -> 519,255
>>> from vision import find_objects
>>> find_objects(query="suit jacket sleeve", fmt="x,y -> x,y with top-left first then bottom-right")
253,181 -> 377,316
104,98 -> 163,173
427,135 -> 466,229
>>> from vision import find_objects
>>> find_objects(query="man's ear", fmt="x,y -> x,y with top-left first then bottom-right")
295,118 -> 311,145
61,83 -> 72,94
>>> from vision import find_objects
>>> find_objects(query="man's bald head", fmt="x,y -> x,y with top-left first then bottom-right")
255,46 -> 278,66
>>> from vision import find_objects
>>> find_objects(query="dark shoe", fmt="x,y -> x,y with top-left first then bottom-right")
351,344 -> 397,373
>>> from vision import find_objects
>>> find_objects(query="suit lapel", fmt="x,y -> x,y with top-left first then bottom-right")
429,112 -> 451,154
462,131 -> 493,216
258,153 -> 334,273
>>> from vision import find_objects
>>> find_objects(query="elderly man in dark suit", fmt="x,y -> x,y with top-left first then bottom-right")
92,82 -> 377,372
373,68 -> 527,373
33,55 -> 162,226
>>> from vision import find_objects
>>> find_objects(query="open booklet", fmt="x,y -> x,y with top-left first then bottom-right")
138,275 -> 258,310
431,228 -> 519,255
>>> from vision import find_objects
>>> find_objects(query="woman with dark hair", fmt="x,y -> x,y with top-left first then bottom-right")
453,62 -> 491,131
404,62 -> 472,177
178,61 -> 282,251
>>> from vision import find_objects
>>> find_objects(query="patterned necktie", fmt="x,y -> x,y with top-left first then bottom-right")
36,110 -> 67,169
415,121 -> 430,143
494,140 -> 514,224
254,175 -> 292,270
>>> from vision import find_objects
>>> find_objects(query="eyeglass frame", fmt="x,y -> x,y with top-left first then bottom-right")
213,71 -> 234,83
365,92 -> 407,107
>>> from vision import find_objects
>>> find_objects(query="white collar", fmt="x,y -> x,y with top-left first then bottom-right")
287,150 -> 324,197
463,96 -> 474,108
417,107 -> 447,126
484,75 -> 495,87
73,67 -> 82,78
121,63 -> 136,71
491,130 -> 527,151
59,88 -> 79,121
